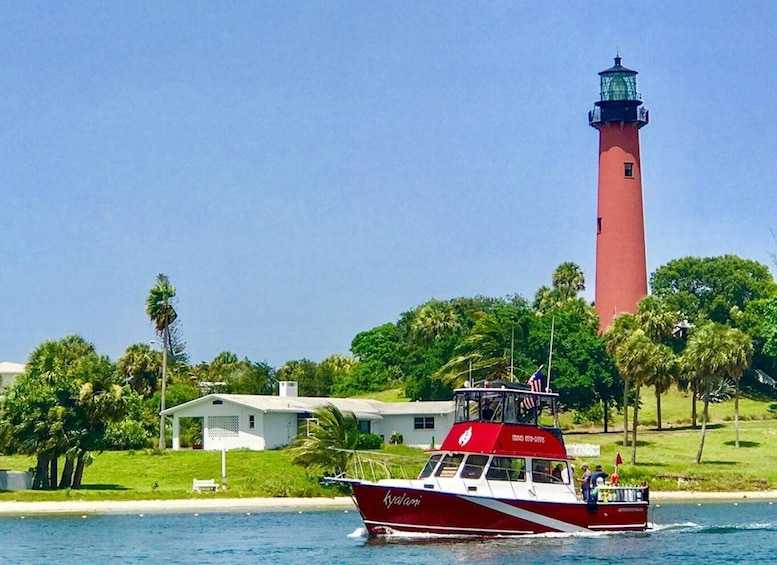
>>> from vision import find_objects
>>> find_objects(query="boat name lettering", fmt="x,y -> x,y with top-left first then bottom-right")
383,490 -> 422,509
511,434 -> 545,443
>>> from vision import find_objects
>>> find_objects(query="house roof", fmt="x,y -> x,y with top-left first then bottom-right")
0,362 -> 25,375
161,393 -> 453,420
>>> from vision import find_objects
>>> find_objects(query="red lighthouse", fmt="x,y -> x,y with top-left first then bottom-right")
589,56 -> 649,331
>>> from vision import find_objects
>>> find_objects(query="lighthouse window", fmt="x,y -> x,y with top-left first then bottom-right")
624,162 -> 634,177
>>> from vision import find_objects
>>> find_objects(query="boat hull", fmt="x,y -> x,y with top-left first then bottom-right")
352,482 -> 649,536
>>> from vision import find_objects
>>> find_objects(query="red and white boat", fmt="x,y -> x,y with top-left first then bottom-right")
333,379 -> 649,536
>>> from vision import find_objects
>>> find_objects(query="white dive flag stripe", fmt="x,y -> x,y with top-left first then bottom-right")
461,496 -> 589,533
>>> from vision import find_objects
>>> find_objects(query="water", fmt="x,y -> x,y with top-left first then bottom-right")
0,502 -> 776,564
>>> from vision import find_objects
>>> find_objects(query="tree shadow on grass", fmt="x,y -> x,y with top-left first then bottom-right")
78,484 -> 130,491
608,439 -> 653,448
698,461 -> 738,466
723,440 -> 760,448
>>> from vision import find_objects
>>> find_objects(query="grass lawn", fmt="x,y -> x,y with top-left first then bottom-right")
0,386 -> 775,501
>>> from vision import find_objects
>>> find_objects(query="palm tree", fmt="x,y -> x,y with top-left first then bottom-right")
411,302 -> 461,344
723,327 -> 753,448
289,404 -> 361,476
434,313 -> 529,387
117,343 -> 161,398
552,262 -> 586,298
604,313 -> 639,447
683,323 -> 732,463
146,273 -> 178,449
635,296 -> 681,430
610,329 -> 661,463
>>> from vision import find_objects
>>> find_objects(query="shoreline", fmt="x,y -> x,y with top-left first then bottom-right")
1,490 -> 776,516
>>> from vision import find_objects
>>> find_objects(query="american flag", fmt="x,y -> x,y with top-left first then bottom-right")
522,369 -> 543,409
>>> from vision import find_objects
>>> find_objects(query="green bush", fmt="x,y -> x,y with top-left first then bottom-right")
356,433 -> 383,450
104,419 -> 150,450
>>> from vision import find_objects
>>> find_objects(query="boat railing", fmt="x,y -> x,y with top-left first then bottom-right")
338,449 -> 426,482
594,485 -> 649,503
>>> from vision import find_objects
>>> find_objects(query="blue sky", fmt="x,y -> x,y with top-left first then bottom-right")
2,2 -> 776,367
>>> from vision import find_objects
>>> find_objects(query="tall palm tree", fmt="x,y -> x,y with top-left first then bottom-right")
604,313 -> 639,447
611,329 -> 661,463
146,273 -> 178,449
635,296 -> 681,430
683,323 -> 732,463
435,313 -> 528,387
724,327 -> 753,448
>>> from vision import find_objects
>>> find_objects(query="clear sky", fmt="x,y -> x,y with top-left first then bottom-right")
2,2 -> 776,368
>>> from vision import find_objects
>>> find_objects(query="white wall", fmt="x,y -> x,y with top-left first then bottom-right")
373,413 -> 454,449
170,399 -> 266,451
262,412 -> 298,449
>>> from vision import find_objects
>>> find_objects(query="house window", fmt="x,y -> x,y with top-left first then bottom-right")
248,415 -> 255,429
414,416 -> 435,430
624,162 -> 634,177
597,217 -> 602,234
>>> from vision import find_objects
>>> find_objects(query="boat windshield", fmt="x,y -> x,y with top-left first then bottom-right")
454,389 -> 548,424
417,454 -> 443,479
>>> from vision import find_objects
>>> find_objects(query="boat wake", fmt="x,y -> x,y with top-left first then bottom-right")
347,527 -> 368,539
649,521 -> 777,534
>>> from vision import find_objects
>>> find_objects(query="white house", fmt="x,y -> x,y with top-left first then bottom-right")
161,383 -> 454,451
0,362 -> 25,390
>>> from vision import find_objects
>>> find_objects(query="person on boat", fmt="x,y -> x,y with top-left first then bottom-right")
579,463 -> 591,500
590,464 -> 609,489
561,463 -> 573,484
551,464 -> 563,482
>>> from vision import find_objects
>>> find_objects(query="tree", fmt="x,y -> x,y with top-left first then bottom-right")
635,296 -> 681,430
289,404 -> 361,476
604,313 -> 639,447
435,308 -> 533,388
650,255 -> 777,326
534,262 -> 586,313
683,323 -> 753,462
724,327 -> 754,447
0,335 -> 129,489
146,273 -> 178,449
410,301 -> 462,344
117,343 -> 161,398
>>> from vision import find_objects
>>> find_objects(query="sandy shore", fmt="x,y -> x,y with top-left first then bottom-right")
1,491 -> 776,516
0,496 -> 356,516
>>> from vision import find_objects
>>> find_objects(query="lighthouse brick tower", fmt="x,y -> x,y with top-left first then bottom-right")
589,56 -> 649,331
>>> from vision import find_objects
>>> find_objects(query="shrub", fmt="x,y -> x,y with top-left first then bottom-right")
356,433 -> 383,450
104,419 -> 150,450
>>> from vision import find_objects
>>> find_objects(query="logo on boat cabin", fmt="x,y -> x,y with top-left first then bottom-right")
383,490 -> 422,509
458,426 -> 473,447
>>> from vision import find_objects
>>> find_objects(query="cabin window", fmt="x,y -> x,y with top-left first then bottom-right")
357,420 -> 370,434
414,416 -> 435,430
248,415 -> 255,429
480,393 -> 503,422
435,454 -> 464,478
624,162 -> 634,177
532,459 -> 569,483
460,455 -> 489,480
418,454 -> 443,479
486,457 -> 526,481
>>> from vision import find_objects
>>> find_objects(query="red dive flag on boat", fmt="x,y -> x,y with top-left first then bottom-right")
615,452 -> 623,466
522,369 -> 543,409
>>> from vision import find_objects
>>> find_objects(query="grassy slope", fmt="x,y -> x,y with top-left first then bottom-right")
0,387 -> 775,500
